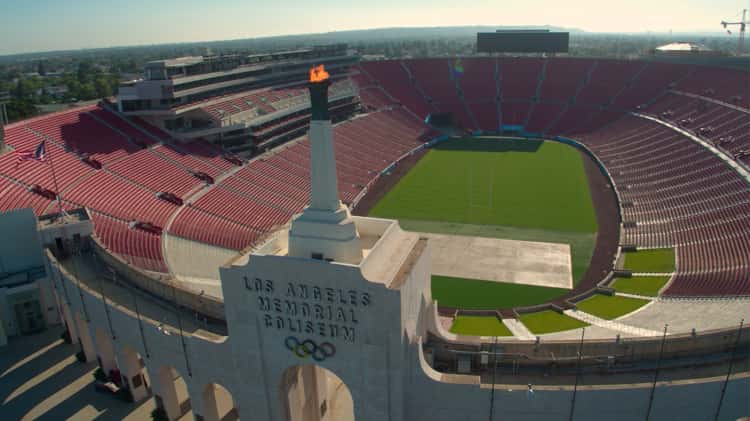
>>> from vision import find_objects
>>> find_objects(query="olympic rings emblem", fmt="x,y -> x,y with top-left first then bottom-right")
285,336 -> 336,362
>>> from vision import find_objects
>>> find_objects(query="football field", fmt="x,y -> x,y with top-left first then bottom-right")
368,137 -> 599,310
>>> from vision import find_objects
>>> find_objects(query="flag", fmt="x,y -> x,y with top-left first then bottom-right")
452,58 -> 465,79
15,141 -> 45,165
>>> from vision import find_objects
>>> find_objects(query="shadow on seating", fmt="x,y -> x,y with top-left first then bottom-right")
433,138 -> 543,153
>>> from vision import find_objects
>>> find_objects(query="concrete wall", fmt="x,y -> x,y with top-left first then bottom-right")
0,208 -> 45,274
92,238 -> 226,322
49,245 -> 749,421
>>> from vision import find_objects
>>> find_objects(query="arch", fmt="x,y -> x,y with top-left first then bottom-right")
156,365 -> 192,421
73,311 -> 96,362
201,382 -> 239,421
94,328 -> 117,375
119,345 -> 152,402
279,364 -> 353,421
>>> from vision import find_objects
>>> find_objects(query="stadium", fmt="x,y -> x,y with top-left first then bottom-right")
0,32 -> 748,421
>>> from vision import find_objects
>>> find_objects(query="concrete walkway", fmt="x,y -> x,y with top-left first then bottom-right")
615,292 -> 656,300
563,309 -> 665,337
502,319 -> 536,340
0,328 -> 156,420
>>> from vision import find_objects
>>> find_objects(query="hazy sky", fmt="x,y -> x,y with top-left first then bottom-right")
1,0 -> 746,55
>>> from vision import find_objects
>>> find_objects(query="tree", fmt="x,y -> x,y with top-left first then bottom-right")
77,60 -> 95,83
6,99 -> 37,122
94,77 -> 111,98
79,82 -> 96,100
37,61 -> 46,76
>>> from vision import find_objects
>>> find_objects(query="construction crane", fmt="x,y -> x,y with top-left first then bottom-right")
721,9 -> 747,55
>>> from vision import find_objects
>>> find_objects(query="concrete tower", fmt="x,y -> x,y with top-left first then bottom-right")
287,67 -> 363,264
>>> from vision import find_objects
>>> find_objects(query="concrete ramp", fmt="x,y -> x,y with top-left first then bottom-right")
420,233 -> 572,289
164,233 -> 239,298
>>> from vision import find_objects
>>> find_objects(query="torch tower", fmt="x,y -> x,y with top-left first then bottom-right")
287,66 -> 362,264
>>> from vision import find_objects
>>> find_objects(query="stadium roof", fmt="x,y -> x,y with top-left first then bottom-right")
655,42 -> 713,53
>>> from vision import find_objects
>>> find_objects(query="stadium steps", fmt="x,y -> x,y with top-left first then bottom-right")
85,109 -> 144,150
523,59 -> 549,129
606,62 -> 649,109
400,61 -> 439,116
493,58 -> 502,128
563,308 -> 664,337
102,106 -> 237,176
26,126 -> 135,172
87,112 -> 223,189
356,65 -> 402,105
502,319 -> 535,340
541,103 -> 569,135
102,106 -> 167,145
538,62 -> 596,133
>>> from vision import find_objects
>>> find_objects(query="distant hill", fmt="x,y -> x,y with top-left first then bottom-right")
1,25 -> 581,61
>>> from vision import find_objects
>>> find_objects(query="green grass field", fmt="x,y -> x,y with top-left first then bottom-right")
519,310 -> 589,334
574,294 -> 651,320
450,315 -> 513,336
371,138 -> 598,233
370,137 -> 598,288
623,249 -> 675,273
432,276 -> 568,310
611,276 -> 671,297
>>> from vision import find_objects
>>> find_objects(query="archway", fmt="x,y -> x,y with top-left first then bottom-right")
73,311 -> 96,362
201,382 -> 239,421
280,364 -> 353,421
94,328 -> 117,375
156,365 -> 192,420
120,345 -> 152,402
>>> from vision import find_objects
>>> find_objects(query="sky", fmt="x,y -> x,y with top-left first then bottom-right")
0,0 -> 746,55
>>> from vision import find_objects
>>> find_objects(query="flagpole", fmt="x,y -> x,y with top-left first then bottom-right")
44,141 -> 65,218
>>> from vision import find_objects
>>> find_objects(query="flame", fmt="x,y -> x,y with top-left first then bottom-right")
309,65 -> 330,83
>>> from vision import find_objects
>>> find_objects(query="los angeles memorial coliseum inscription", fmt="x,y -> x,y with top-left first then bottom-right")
244,277 -> 371,343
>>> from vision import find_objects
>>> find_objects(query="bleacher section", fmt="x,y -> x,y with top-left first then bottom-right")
359,57 -> 749,298
577,115 -> 750,296
0,103 -> 430,273
2,57 -> 747,299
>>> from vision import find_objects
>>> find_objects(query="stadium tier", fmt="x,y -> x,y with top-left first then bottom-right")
1,57 -> 747,297
1,103 -> 429,273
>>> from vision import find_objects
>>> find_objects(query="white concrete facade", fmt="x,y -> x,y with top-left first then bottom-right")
46,220 -> 750,421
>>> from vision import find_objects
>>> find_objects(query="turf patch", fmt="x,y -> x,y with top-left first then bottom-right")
370,138 -> 598,233
519,310 -> 589,334
611,276 -> 671,297
432,276 -> 568,310
450,315 -> 513,336
402,220 -> 595,285
623,249 -> 675,273
574,294 -> 650,320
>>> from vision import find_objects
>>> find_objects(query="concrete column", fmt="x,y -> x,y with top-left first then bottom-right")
0,314 -> 7,347
61,302 -> 79,345
202,383 -> 237,421
201,385 -> 219,421
94,329 -> 118,375
156,367 -> 183,421
74,312 -> 97,362
120,348 -> 150,402
308,120 -> 341,211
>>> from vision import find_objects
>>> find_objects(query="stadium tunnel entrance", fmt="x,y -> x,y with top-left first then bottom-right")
280,364 -> 353,421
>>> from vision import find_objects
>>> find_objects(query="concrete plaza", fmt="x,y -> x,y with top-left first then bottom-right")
0,328 -> 156,421
421,232 -> 573,288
